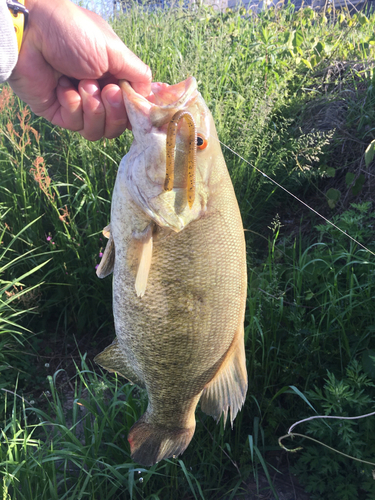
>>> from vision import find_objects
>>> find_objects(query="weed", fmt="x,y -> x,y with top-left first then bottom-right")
291,360 -> 375,500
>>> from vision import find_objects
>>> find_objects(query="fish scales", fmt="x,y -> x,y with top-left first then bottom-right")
95,77 -> 247,466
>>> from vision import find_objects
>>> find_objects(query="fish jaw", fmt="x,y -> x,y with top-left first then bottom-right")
119,78 -> 222,232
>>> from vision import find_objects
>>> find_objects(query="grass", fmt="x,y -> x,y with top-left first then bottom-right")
1,1 -> 375,498
1,357 -> 250,499
0,214 -> 51,401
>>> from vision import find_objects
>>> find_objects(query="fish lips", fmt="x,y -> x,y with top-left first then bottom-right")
120,77 -> 200,132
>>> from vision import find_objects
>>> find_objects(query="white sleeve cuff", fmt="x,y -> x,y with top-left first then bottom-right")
0,0 -> 19,83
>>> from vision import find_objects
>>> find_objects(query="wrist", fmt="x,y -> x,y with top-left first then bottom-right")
7,0 -> 29,52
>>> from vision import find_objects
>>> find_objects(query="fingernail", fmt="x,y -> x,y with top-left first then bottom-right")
105,87 -> 122,107
84,83 -> 100,97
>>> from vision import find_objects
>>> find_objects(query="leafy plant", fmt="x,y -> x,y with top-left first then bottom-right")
245,202 -> 375,441
292,360 -> 375,500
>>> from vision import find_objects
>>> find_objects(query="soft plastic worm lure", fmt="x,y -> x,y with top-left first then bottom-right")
164,110 -> 197,209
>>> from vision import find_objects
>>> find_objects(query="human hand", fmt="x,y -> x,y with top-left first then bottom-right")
7,0 -> 152,140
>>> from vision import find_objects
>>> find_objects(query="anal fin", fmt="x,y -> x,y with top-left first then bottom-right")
94,339 -> 145,388
200,329 -> 248,427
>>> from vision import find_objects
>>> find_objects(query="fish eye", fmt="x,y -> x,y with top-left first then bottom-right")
197,134 -> 208,150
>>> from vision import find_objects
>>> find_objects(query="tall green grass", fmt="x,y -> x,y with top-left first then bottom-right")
1,355 -> 251,499
0,213 -> 51,400
1,2 -> 375,498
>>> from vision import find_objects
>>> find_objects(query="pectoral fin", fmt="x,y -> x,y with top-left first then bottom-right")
130,224 -> 153,298
135,237 -> 152,298
96,232 -> 115,278
94,339 -> 145,388
102,224 -> 111,239
200,329 -> 248,427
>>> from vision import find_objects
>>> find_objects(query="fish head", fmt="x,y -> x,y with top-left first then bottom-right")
119,77 -> 222,232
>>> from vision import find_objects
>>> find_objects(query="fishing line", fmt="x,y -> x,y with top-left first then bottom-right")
212,136 -> 375,258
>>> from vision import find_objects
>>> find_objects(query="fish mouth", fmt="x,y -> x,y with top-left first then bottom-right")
119,77 -> 199,128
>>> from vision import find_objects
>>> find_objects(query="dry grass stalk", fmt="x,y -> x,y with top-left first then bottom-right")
30,156 -> 55,203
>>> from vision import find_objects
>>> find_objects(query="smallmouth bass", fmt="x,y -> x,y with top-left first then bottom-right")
95,77 -> 247,466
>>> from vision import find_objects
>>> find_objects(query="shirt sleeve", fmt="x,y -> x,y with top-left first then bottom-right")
0,0 -> 19,83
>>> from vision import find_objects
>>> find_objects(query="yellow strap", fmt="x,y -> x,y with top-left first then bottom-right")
9,0 -> 26,53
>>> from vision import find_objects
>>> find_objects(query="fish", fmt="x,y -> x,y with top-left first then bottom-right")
95,76 -> 247,467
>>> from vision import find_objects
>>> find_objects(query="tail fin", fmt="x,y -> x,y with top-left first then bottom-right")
128,416 -> 195,466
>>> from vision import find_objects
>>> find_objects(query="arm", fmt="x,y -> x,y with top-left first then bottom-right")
6,0 -> 152,140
